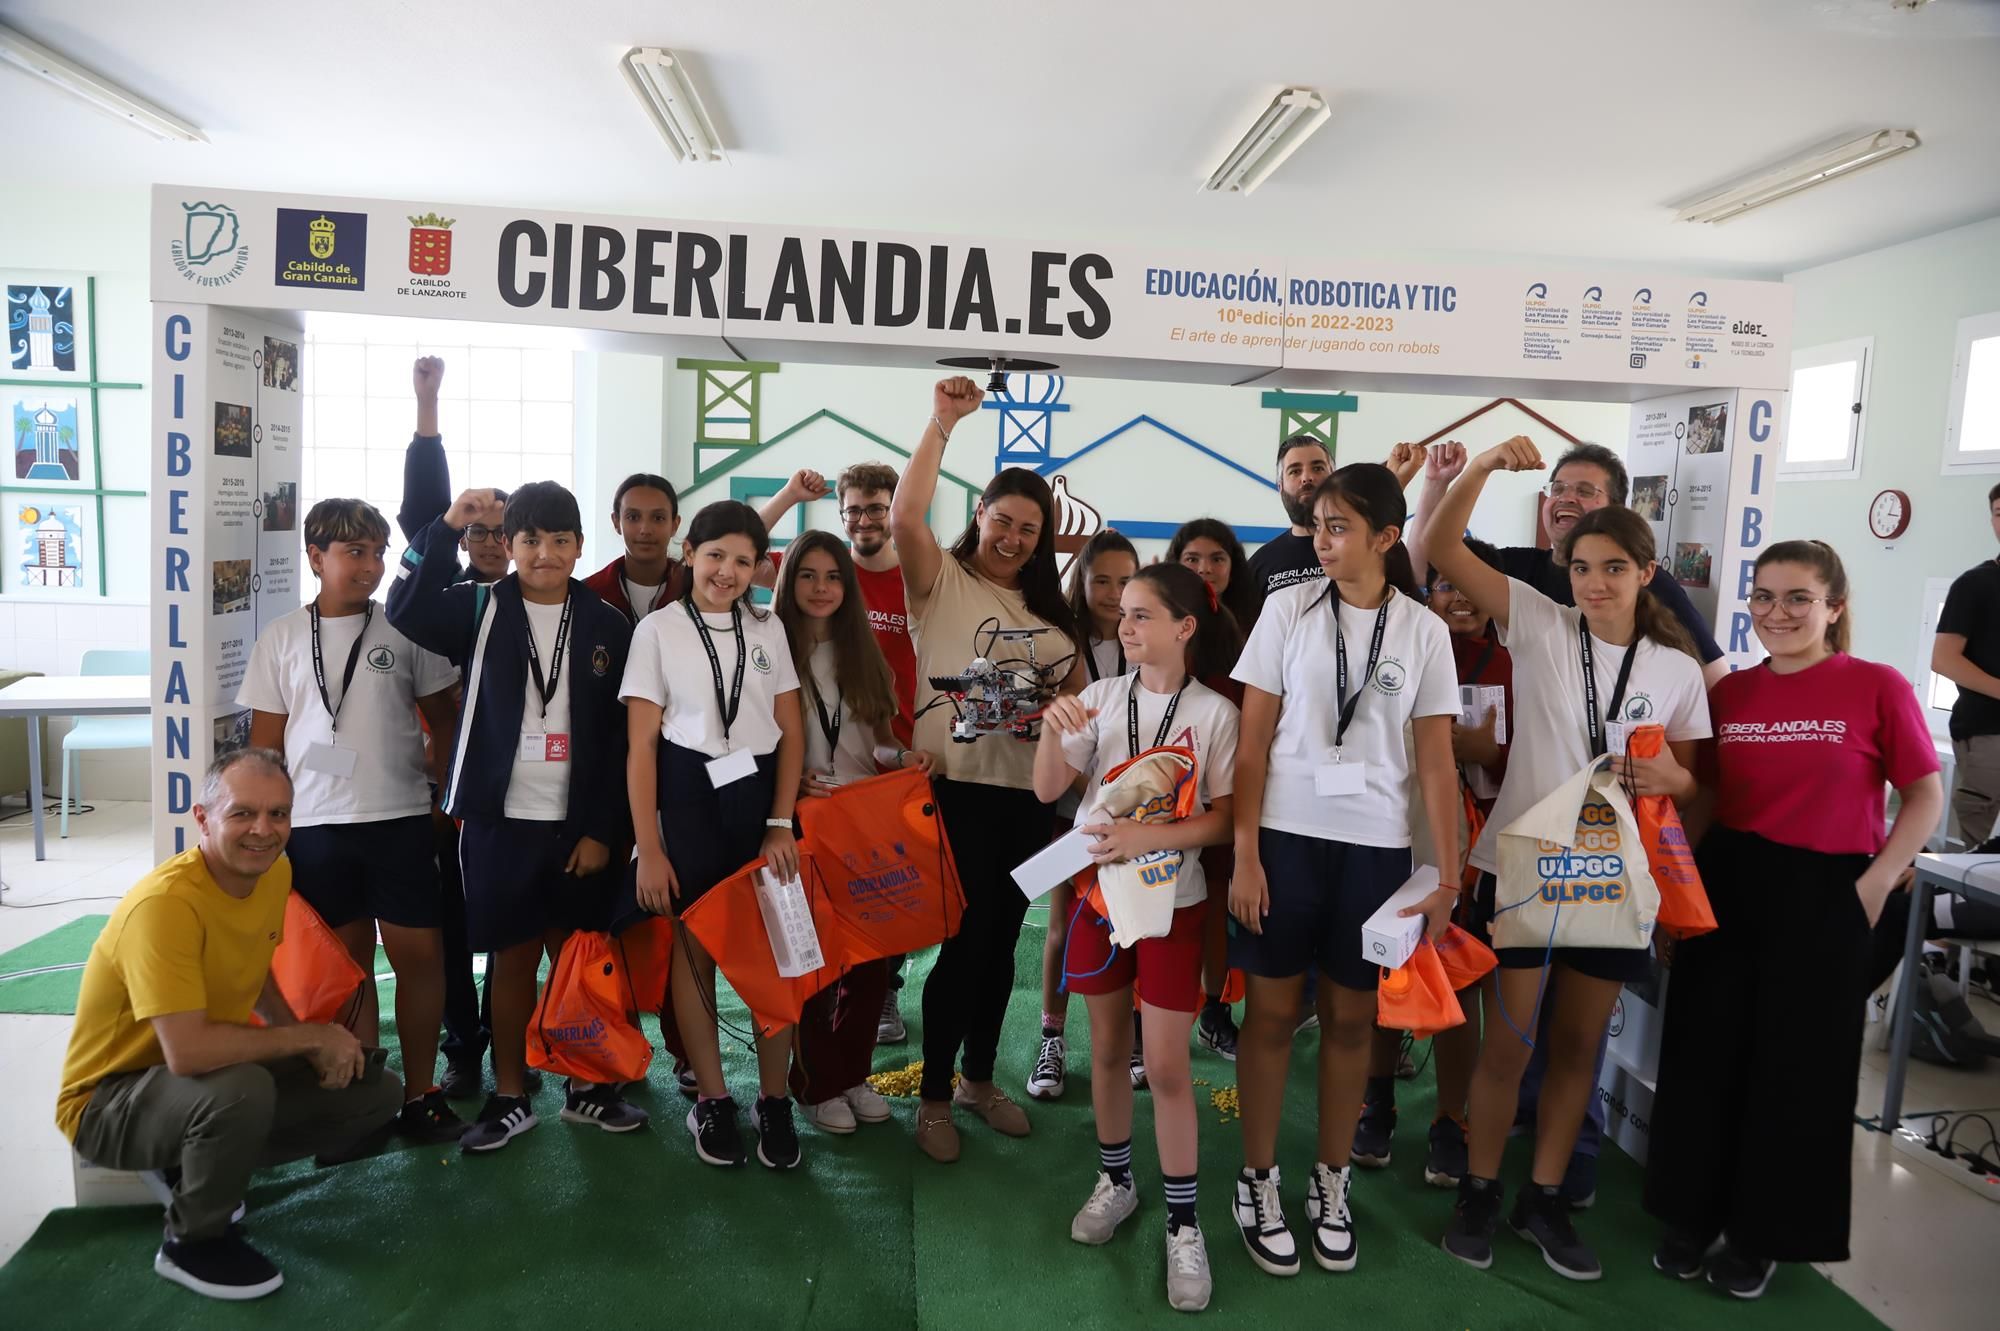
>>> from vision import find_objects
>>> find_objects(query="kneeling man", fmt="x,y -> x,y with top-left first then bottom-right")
55,748 -> 402,1300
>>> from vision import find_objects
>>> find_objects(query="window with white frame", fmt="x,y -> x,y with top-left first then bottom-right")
1943,310 -> 2000,474
300,326 -> 575,576
1779,337 -> 1871,480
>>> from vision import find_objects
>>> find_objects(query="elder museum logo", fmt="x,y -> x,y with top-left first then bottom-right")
169,201 -> 249,287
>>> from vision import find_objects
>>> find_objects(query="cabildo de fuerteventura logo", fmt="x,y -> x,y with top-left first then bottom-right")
170,201 -> 249,287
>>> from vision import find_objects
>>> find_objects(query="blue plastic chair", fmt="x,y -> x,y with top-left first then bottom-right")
61,648 -> 150,838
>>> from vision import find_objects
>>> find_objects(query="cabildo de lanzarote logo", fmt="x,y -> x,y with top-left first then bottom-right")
170,201 -> 249,287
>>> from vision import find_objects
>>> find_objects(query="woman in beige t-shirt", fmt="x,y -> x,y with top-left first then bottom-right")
891,376 -> 1084,1163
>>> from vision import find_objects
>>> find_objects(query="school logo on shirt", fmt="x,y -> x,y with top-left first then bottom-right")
366,645 -> 396,672
750,644 -> 773,674
1621,693 -> 1655,721
1371,658 -> 1408,696
591,645 -> 610,677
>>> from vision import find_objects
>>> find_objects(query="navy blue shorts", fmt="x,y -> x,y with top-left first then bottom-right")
1227,828 -> 1411,991
458,817 -> 620,953
614,741 -> 778,927
1467,871 -> 1653,985
285,814 -> 440,930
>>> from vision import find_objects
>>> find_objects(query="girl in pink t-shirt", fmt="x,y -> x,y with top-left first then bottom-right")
1644,540 -> 1943,1299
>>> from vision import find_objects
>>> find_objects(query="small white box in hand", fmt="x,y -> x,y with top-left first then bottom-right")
1359,865 -> 1440,971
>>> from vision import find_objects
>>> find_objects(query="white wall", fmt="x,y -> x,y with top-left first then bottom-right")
1776,214 -> 2000,682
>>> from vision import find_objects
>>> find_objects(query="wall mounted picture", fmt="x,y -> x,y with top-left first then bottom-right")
214,401 -> 253,457
262,335 -> 298,391
6,284 -> 79,375
1673,541 -> 1713,589
213,709 -> 251,758
212,558 -> 252,614
261,480 -> 297,531
1631,474 -> 1668,521
14,502 -> 86,592
1684,402 -> 1728,455
11,395 -> 83,482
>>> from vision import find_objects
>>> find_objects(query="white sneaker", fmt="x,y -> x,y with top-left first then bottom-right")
1070,1171 -> 1140,1245
1129,1049 -> 1149,1090
1305,1162 -> 1357,1271
842,1082 -> 891,1124
1233,1168 -> 1299,1277
1166,1224 -> 1213,1312
1027,1033 -> 1067,1101
800,1096 -> 858,1135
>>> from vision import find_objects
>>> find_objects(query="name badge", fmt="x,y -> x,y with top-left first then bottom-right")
519,733 -> 570,763
1314,760 -> 1368,797
1606,722 -> 1631,757
706,747 -> 757,789
301,742 -> 357,779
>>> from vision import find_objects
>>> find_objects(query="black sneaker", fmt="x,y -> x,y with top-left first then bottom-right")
1508,1184 -> 1601,1281
561,1081 -> 651,1133
522,1067 -> 544,1094
154,1227 -> 283,1300
1653,1228 -> 1717,1281
1561,1149 -> 1598,1210
686,1096 -> 746,1166
1424,1116 -> 1468,1188
460,1094 -> 538,1154
439,1059 -> 482,1101
674,1058 -> 699,1100
1441,1175 -> 1503,1269
396,1088 -> 470,1144
1706,1245 -> 1776,1300
1197,1001 -> 1239,1061
1352,1081 -> 1395,1168
755,1095 -> 802,1170
1232,1168 -> 1300,1277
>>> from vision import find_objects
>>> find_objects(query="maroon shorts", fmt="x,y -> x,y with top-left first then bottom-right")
1063,898 -> 1208,1012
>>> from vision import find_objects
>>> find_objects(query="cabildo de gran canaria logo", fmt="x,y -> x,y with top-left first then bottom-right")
1535,802 -> 1626,904
170,201 -> 249,287
275,208 -> 368,291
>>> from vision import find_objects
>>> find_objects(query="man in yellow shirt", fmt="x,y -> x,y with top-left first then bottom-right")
57,749 -> 403,1301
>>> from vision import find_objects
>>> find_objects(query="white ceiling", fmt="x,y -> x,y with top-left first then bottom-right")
5,0 -> 1999,279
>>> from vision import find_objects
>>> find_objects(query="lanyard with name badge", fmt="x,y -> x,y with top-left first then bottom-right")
1578,618 -> 1638,759
519,595 -> 574,764
1312,588 -> 1390,797
1126,674 -> 1187,760
811,683 -> 842,784
686,596 -> 756,788
302,603 -> 372,779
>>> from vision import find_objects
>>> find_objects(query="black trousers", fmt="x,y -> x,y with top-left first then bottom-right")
1643,825 -> 1873,1262
434,814 -> 491,1069
920,779 -> 1052,1101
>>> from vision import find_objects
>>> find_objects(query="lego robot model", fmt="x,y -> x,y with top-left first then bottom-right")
927,626 -> 1065,743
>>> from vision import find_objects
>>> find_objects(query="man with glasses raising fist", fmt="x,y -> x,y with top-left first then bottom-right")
1406,439 -> 1728,688
758,462 -> 922,1042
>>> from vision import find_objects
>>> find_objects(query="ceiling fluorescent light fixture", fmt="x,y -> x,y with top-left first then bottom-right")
1201,87 -> 1330,195
621,46 -> 726,164
1674,129 -> 1920,224
0,22 -> 205,142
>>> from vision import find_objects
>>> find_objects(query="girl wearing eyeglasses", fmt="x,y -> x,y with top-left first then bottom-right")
1644,541 -> 1941,1300
1426,437 -> 1710,1282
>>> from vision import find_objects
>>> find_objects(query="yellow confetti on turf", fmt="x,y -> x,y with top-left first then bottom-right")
867,1059 -> 958,1098
1209,1085 -> 1241,1123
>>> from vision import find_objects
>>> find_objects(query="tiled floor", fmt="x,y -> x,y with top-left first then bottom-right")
2,802 -> 1998,1322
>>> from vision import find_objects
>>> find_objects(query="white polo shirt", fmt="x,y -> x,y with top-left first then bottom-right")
1059,672 -> 1239,908
621,599 -> 800,758
237,602 -> 457,828
1232,581 -> 1458,848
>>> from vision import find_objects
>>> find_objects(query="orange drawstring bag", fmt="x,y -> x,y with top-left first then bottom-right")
796,769 -> 965,962
1376,938 -> 1465,1039
526,931 -> 654,1085
1626,723 -> 1717,940
268,892 -> 367,1028
678,853 -> 837,1036
1433,923 -> 1499,992
616,914 -> 674,1016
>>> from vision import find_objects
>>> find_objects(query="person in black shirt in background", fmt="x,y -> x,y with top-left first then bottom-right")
1243,434 -> 1333,611
1932,481 -> 2000,846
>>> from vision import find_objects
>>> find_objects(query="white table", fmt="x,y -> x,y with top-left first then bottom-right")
1880,852 -> 2000,1128
0,674 -> 150,864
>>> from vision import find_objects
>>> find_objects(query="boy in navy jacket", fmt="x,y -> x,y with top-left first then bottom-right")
388,480 -> 644,1152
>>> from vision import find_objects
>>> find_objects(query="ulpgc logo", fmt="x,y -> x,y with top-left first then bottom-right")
1582,285 -> 1603,304
275,208 -> 368,291
1524,282 -> 1548,300
1687,290 -> 1708,310
169,201 -> 249,287
1632,287 -> 1652,308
